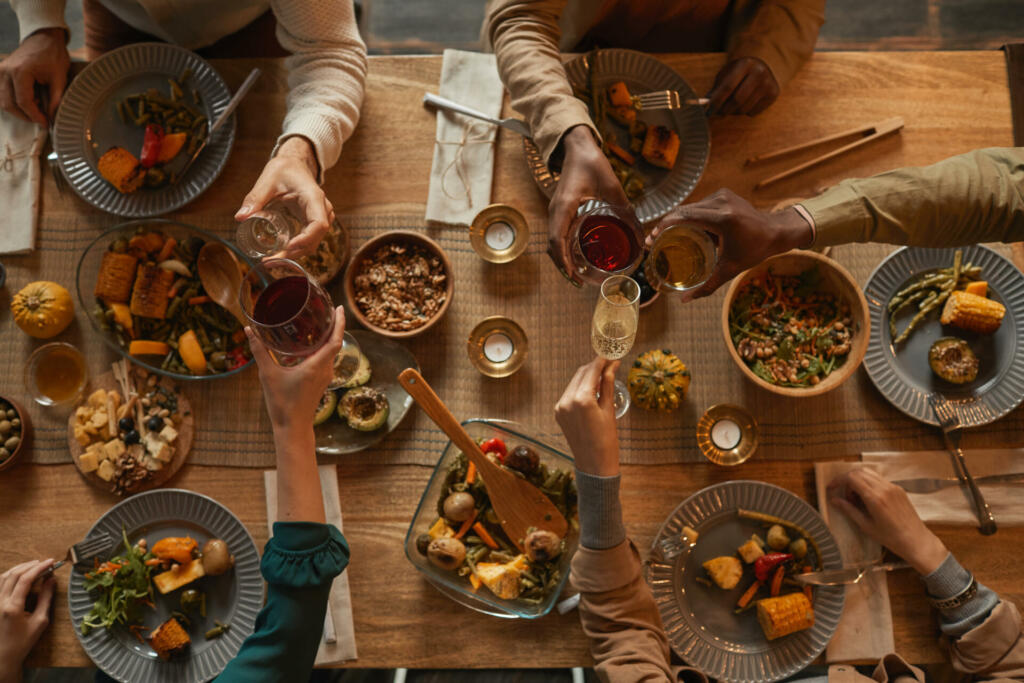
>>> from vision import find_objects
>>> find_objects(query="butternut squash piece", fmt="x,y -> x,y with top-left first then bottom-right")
97,147 -> 143,193
178,330 -> 207,374
109,302 -> 134,337
607,82 -> 633,108
964,281 -> 987,297
129,340 -> 170,356
157,133 -> 188,163
642,125 -> 680,170
152,536 -> 197,564
153,558 -> 205,594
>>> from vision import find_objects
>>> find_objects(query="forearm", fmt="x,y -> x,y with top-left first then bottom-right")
10,0 -> 68,43
802,147 -> 1024,248
726,0 -> 824,87
271,423 -> 325,524
923,553 -> 1000,638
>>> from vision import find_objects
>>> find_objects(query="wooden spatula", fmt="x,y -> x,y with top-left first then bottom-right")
398,368 -> 568,549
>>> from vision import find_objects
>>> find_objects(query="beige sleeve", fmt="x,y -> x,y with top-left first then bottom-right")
800,147 -> 1024,248
726,0 -> 825,87
484,0 -> 598,166
270,0 -> 368,180
10,0 -> 69,43
947,601 -> 1024,681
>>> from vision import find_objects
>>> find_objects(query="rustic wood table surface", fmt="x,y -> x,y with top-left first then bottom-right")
2,51 -> 1022,671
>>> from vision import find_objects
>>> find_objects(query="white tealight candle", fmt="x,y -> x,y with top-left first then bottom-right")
484,221 -> 516,251
483,332 -> 514,363
711,419 -> 742,450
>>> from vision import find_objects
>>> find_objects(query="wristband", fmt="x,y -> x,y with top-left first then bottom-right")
928,575 -> 977,610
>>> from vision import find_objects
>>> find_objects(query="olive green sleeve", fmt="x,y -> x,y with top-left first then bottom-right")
801,147 -> 1024,248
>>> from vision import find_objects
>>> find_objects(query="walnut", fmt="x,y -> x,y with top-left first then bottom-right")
352,241 -> 447,332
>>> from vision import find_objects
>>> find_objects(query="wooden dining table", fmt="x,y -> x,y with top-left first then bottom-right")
2,50 -> 1023,672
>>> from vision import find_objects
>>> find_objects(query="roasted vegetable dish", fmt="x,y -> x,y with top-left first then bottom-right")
414,437 -> 578,604
91,228 -> 252,376
729,267 -> 854,387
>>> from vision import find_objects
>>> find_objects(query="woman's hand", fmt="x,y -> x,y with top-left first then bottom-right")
827,468 -> 949,575
246,306 -> 345,430
706,57 -> 779,117
554,358 -> 620,476
235,137 -> 334,260
548,126 -> 629,286
0,559 -> 55,683
0,29 -> 69,125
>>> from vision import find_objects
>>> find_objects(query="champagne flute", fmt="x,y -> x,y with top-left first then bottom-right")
591,275 -> 641,418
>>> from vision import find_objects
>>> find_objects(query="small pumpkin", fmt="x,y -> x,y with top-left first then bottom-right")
11,281 -> 75,339
628,349 -> 691,412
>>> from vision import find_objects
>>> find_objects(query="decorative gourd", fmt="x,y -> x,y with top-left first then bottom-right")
628,349 -> 691,412
11,281 -> 75,338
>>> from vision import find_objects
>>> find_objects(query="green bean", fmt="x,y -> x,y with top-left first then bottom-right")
161,351 -> 175,370
197,309 -> 236,333
166,296 -> 184,320
889,289 -> 929,319
169,79 -> 183,100
893,290 -> 950,345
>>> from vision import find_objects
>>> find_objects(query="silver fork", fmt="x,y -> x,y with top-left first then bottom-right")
928,393 -> 997,535
422,92 -> 531,137
632,90 -> 709,111
41,533 -> 118,578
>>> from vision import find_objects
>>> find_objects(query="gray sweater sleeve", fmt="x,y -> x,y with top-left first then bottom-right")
922,552 -> 1000,638
574,470 -> 626,550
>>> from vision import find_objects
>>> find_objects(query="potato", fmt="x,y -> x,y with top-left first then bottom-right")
767,524 -> 790,551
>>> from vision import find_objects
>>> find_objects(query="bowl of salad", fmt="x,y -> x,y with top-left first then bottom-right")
404,419 -> 579,619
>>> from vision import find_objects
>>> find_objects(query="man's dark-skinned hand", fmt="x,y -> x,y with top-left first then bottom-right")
548,125 -> 629,286
0,28 -> 70,125
706,57 -> 779,117
648,189 -> 812,301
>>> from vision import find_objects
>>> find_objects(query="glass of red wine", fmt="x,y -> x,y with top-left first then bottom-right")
569,200 -> 644,285
239,258 -> 336,366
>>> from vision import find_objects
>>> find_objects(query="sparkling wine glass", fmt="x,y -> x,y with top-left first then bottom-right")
235,200 -> 305,258
591,275 -> 641,418
239,258 -> 335,366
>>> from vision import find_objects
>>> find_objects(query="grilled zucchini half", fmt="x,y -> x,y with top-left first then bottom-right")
928,337 -> 979,384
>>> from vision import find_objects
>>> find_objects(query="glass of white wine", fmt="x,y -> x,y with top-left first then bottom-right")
235,200 -> 305,259
645,221 -> 718,294
591,275 -> 641,419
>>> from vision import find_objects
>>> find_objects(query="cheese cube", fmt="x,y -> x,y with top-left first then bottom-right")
88,390 -> 108,408
78,451 -> 99,473
159,425 -> 179,443
74,425 -> 92,447
144,433 -> 171,462
91,411 -> 108,429
103,439 -> 126,461
97,459 -> 115,481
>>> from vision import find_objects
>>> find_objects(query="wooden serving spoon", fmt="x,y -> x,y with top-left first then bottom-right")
197,243 -> 249,326
398,368 -> 568,549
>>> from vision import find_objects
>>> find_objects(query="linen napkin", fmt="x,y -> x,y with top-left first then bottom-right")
264,465 -> 358,665
814,461 -> 894,664
0,112 -> 47,254
424,49 -> 504,226
862,448 -> 1024,525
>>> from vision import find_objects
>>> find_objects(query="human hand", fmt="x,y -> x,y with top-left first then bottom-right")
827,468 -> 949,575
648,189 -> 812,301
0,559 -> 55,683
548,125 -> 629,285
235,137 -> 334,260
554,357 -> 621,476
246,306 -> 345,429
0,29 -> 70,125
706,57 -> 779,117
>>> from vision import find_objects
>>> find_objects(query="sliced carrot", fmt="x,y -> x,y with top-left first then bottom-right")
737,579 -> 762,609
472,522 -> 499,550
468,573 -> 482,592
187,295 -> 211,306
454,510 -> 478,540
156,236 -> 177,263
770,564 -> 785,597
607,140 -> 635,165
145,558 -> 165,567
465,462 -> 477,485
129,340 -> 170,356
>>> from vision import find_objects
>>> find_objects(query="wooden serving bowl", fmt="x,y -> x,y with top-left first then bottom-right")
0,395 -> 31,474
720,250 -> 870,398
343,230 -> 454,339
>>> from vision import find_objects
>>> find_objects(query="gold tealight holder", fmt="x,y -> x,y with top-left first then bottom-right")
469,204 -> 530,264
467,316 -> 528,378
695,404 -> 759,466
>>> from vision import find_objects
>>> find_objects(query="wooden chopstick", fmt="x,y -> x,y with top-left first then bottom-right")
752,117 -> 904,190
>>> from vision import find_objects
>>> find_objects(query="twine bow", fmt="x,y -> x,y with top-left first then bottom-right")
435,121 -> 494,207
0,142 -> 31,173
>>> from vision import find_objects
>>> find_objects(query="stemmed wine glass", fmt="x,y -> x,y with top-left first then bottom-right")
234,200 -> 304,258
591,275 -> 641,418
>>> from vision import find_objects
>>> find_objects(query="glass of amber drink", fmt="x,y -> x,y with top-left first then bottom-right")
24,342 -> 89,407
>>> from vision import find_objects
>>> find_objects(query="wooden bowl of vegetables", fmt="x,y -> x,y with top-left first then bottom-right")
721,250 -> 869,398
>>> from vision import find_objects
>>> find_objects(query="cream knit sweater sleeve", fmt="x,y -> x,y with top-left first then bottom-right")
10,0 -> 69,42
271,0 -> 367,179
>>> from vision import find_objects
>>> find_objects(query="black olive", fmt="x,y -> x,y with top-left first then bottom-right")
505,446 -> 540,475
146,416 -> 164,432
123,430 -> 140,445
415,533 -> 432,556
118,417 -> 135,432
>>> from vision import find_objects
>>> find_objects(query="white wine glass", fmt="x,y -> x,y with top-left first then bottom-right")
591,275 -> 641,418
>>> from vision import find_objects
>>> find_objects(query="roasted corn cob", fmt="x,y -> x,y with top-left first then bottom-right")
129,265 -> 174,319
756,592 -> 815,640
940,290 -> 1005,334
94,252 -> 139,303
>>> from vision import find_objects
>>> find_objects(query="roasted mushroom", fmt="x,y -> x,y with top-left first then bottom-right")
442,492 -> 476,523
766,524 -> 790,551
201,539 -> 234,576
504,446 -> 540,475
415,533 -> 432,556
427,537 -> 466,571
523,529 -> 562,562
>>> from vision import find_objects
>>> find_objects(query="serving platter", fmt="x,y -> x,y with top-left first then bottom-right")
68,489 -> 262,683
647,481 -> 844,683
863,245 -> 1024,427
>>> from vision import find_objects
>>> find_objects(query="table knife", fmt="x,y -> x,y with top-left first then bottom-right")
892,472 -> 1024,494
794,562 -> 909,586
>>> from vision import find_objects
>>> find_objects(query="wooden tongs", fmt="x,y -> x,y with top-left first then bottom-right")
748,117 -> 904,190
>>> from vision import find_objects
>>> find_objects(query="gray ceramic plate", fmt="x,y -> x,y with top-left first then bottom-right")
315,329 -> 418,454
55,43 -> 235,217
523,48 -> 710,224
863,245 -> 1024,427
68,489 -> 262,683
646,481 -> 844,683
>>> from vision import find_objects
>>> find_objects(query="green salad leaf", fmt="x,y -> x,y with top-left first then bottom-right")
80,529 -> 156,635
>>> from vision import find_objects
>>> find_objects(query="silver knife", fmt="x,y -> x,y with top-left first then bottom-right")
179,67 -> 262,179
892,472 -> 1024,494
794,561 -> 909,586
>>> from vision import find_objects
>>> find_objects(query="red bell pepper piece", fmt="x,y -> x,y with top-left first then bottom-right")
140,124 -> 164,168
753,552 -> 793,582
480,437 -> 507,461
226,347 -> 249,370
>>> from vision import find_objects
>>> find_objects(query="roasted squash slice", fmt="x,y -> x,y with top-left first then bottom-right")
642,125 -> 680,170
94,252 -> 139,303
97,147 -> 144,194
129,264 -> 174,319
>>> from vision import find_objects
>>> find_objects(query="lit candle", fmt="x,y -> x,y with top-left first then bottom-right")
711,419 -> 742,450
483,332 -> 514,363
484,221 -> 516,251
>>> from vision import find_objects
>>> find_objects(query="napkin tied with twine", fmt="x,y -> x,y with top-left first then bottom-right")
424,49 -> 504,226
0,112 -> 47,254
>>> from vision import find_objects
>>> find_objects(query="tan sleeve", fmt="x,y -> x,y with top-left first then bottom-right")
946,601 -> 1024,681
484,0 -> 598,166
725,0 -> 825,87
800,147 -> 1024,248
10,0 -> 69,43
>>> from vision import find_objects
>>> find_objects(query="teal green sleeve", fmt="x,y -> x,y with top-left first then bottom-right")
214,522 -> 349,682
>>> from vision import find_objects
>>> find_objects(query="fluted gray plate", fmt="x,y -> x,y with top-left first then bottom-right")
68,489 -> 262,683
863,245 -> 1024,427
54,43 -> 235,217
523,48 -> 710,224
647,481 -> 844,683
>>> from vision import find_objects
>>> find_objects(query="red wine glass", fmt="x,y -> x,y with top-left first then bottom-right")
569,200 -> 644,285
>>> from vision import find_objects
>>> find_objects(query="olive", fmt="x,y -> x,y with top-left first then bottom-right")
201,539 -> 234,576
4,436 -> 20,452
146,416 -> 164,432
443,492 -> 476,523
13,417 -> 23,429
504,446 -> 540,475
209,352 -> 227,371
123,430 -> 141,445
5,409 -> 14,419
427,537 -> 466,571
415,533 -> 432,556
524,529 -> 562,562
0,421 -> 10,436
118,417 -> 135,432
0,448 -> 9,460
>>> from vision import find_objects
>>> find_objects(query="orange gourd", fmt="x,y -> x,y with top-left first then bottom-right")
11,281 -> 75,338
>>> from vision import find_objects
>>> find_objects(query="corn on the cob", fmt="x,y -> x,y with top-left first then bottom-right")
756,592 -> 815,640
94,251 -> 139,303
940,290 -> 1005,334
130,264 -> 174,319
